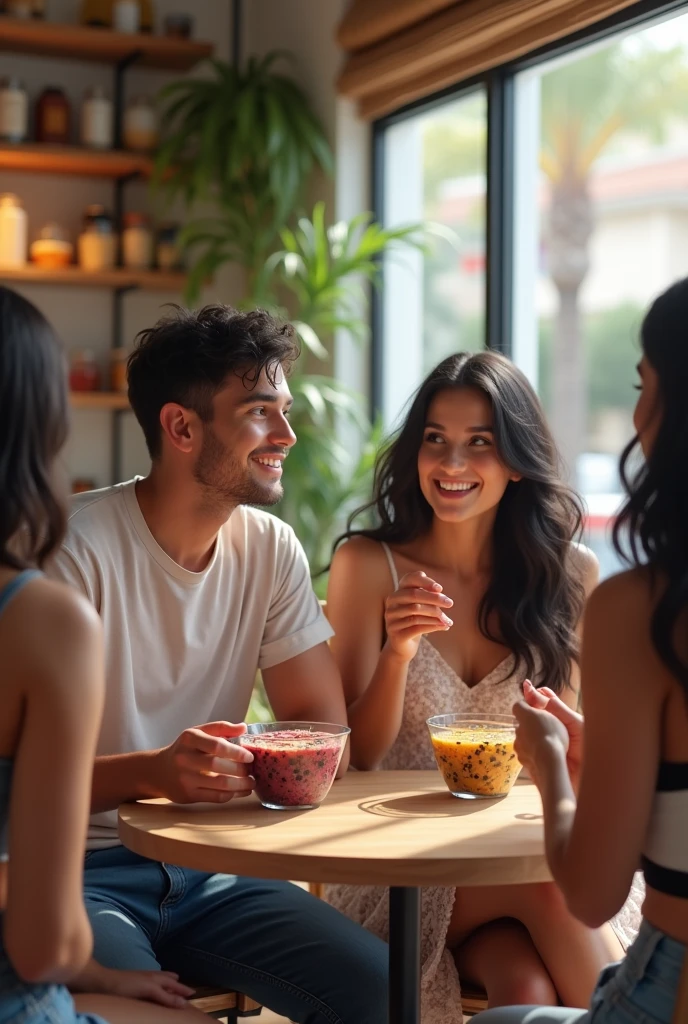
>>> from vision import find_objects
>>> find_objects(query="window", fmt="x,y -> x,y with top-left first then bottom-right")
375,2 -> 688,576
378,89 -> 487,428
513,9 -> 688,576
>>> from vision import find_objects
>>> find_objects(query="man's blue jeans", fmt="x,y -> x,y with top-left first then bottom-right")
84,846 -> 388,1024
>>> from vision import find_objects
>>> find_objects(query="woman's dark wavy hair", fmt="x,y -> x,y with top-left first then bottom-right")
0,286 -> 68,569
339,352 -> 585,692
613,277 -> 688,697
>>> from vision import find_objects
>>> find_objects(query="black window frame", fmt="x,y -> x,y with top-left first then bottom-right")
370,0 -> 688,418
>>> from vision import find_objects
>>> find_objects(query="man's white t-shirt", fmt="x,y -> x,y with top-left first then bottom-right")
49,478 -> 333,849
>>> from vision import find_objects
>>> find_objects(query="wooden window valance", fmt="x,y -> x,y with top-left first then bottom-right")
337,0 -> 642,119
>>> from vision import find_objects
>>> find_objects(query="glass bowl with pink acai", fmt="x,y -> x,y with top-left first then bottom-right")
234,721 -> 350,810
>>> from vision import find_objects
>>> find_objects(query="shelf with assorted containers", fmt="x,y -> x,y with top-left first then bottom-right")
0,7 -> 213,485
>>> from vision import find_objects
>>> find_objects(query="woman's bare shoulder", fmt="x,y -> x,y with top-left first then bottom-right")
3,576 -> 101,677
330,536 -> 395,597
586,566 -> 655,626
569,541 -> 600,594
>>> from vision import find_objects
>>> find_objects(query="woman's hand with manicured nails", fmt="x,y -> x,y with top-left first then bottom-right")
512,697 -> 570,790
523,679 -> 584,791
383,570 -> 454,663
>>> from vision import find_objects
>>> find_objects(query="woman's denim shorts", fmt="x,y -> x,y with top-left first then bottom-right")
0,942 -> 107,1024
475,917 -> 687,1024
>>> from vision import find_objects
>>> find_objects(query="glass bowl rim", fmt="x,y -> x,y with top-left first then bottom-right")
238,720 -> 351,738
426,713 -> 516,731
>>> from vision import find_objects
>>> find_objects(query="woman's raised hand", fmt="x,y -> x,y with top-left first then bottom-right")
383,571 -> 453,663
522,679 -> 584,790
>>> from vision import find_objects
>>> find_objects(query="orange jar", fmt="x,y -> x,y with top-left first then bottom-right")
110,348 -> 129,392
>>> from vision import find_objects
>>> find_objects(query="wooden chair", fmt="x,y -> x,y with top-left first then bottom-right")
460,985 -> 488,1017
188,987 -> 262,1020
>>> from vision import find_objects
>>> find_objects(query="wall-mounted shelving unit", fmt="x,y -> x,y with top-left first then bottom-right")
70,392 -> 130,411
0,143 -> 154,179
0,265 -> 187,290
0,17 -> 212,69
0,15 -> 213,484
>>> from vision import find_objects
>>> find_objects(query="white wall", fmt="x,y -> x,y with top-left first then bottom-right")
245,0 -> 371,405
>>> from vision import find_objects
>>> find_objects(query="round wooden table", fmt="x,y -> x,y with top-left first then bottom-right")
119,771 -> 549,1024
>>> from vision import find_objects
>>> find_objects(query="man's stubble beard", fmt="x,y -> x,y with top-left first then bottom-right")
193,425 -> 283,512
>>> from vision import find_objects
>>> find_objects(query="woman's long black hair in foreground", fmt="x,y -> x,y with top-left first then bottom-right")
0,285 -> 68,570
614,277 -> 688,699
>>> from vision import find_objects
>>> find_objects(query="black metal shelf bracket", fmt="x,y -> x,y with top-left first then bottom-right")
113,50 -> 143,149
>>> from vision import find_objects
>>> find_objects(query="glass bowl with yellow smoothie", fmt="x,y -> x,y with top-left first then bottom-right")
427,714 -> 521,799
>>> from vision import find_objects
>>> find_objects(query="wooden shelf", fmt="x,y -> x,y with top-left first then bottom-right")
0,144 -> 154,179
0,17 -> 212,69
0,265 -> 186,291
70,391 -> 130,411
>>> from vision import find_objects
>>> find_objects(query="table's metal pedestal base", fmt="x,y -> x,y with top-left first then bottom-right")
389,886 -> 421,1024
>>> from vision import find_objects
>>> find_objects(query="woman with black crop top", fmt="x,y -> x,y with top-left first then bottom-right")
473,280 -> 688,1021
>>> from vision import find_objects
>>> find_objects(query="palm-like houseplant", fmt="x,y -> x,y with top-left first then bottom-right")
153,53 -> 333,298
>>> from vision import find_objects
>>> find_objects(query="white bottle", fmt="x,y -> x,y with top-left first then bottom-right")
81,87 -> 114,150
0,193 -> 28,269
113,0 -> 140,33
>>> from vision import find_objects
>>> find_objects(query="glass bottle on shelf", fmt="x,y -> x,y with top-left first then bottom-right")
122,211 -> 153,270
6,0 -> 34,17
72,478 -> 96,494
0,193 -> 27,268
81,87 -> 113,150
112,0 -> 139,33
110,348 -> 129,392
35,87 -> 71,145
77,204 -> 116,272
156,223 -> 182,270
69,350 -> 101,392
164,14 -> 192,39
123,95 -> 158,153
0,77 -> 28,143
80,0 -> 111,27
139,0 -> 154,33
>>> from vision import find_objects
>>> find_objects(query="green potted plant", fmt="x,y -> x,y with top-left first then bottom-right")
153,53 -> 333,297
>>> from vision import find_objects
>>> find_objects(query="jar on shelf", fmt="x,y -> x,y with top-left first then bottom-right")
35,86 -> 71,145
69,350 -> 101,392
110,348 -> 129,392
6,0 -> 38,17
0,76 -> 28,143
139,0 -> 154,33
156,223 -> 183,270
72,477 -> 96,494
122,95 -> 158,153
80,0 -> 111,27
122,211 -> 153,270
164,13 -> 192,38
0,193 -> 27,268
112,0 -> 139,33
30,222 -> 73,268
81,87 -> 113,150
78,204 -> 116,272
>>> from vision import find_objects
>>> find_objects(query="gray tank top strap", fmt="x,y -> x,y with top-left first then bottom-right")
379,541 -> 400,590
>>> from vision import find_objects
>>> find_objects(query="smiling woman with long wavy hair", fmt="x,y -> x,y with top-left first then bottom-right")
323,350 -> 635,1022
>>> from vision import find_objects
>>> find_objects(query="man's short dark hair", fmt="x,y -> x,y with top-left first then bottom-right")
127,304 -> 300,459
